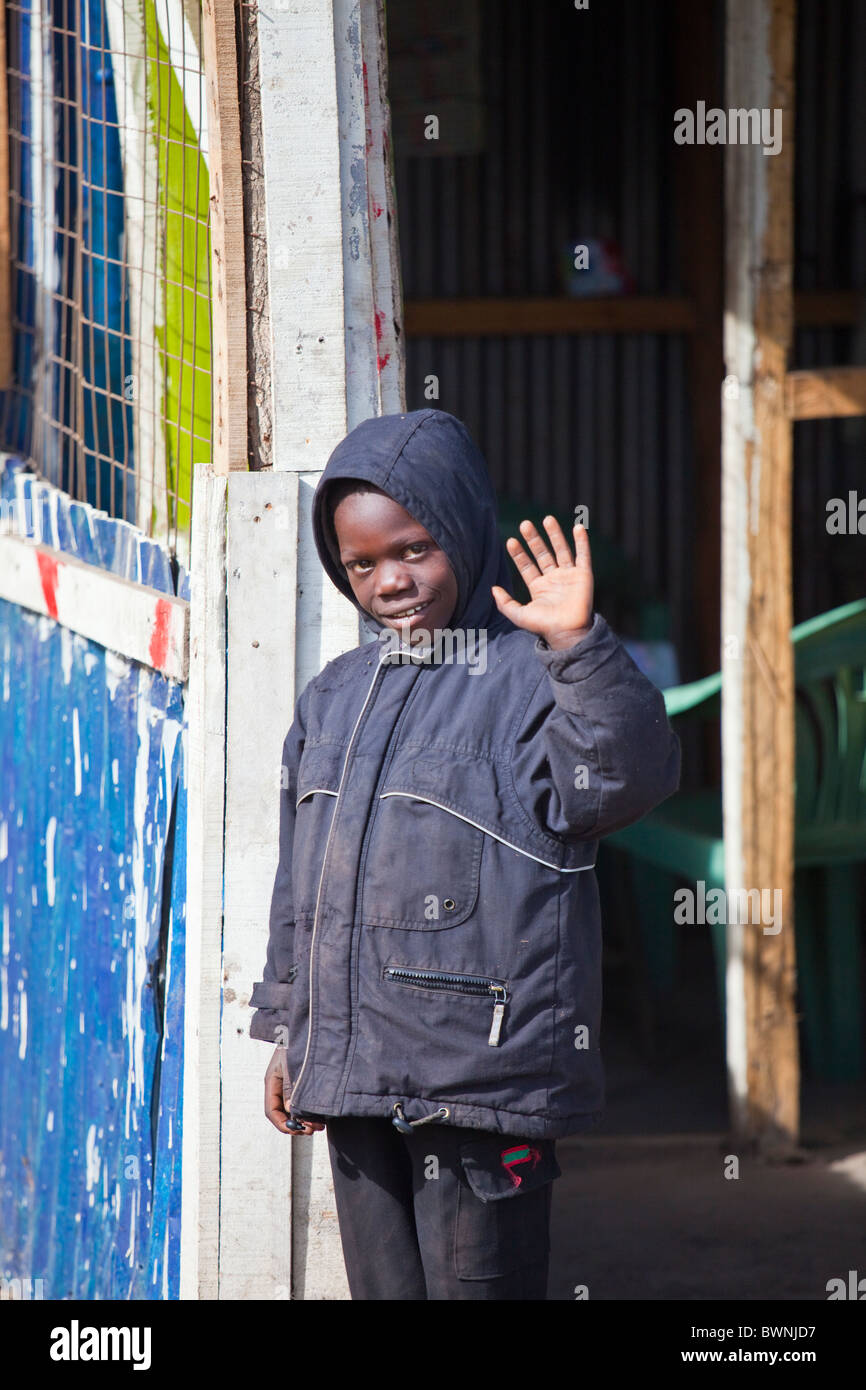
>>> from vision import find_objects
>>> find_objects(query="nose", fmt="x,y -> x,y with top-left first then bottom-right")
376,559 -> 414,596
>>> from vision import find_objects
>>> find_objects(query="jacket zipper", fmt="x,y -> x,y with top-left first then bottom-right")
383,966 -> 509,1046
289,653 -> 391,1105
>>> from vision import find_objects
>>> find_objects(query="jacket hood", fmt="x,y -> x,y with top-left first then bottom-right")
312,409 -> 515,636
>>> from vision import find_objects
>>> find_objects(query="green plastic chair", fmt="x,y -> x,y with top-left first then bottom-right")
607,597 -> 866,1081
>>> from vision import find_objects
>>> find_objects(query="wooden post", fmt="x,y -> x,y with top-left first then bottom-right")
202,0 -> 248,474
221,471 -> 298,1300
181,464 -> 227,1299
182,0 -> 404,1300
722,0 -> 799,1153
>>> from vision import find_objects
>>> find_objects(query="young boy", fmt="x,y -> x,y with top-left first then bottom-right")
249,408 -> 680,1300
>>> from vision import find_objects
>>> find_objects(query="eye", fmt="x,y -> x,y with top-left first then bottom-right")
347,558 -> 374,574
404,542 -> 428,557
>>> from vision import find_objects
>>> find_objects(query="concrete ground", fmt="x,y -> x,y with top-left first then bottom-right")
547,914 -> 866,1301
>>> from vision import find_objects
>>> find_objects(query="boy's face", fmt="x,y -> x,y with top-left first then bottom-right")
333,489 -> 458,642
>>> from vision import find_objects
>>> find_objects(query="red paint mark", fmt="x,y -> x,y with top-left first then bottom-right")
374,309 -> 390,372
372,202 -> 383,218
149,598 -> 171,671
36,550 -> 60,620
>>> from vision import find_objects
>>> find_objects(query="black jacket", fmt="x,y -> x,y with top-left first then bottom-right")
250,409 -> 680,1137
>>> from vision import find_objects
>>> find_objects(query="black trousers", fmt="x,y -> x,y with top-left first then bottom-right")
324,1115 -> 560,1300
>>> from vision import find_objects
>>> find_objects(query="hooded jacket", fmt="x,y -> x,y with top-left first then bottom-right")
249,408 -> 680,1139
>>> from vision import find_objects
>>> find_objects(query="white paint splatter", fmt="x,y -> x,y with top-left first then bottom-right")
18,986 -> 27,1059
0,820 -> 6,863
85,1123 -> 100,1192
46,1111 -> 54,1132
72,706 -> 82,796
104,648 -> 133,701
45,816 -> 56,905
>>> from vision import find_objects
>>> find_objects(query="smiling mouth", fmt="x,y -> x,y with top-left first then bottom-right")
381,599 -> 432,621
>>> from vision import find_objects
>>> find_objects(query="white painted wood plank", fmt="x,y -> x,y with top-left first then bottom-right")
180,464 -> 227,1299
221,470 -> 298,1299
334,0 -> 381,429
258,0 -> 349,468
0,533 -> 188,682
248,0 -> 405,1299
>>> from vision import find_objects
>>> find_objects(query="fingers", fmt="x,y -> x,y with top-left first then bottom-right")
265,1065 -> 294,1133
265,1053 -> 326,1136
507,517 -> 576,577
572,521 -> 592,572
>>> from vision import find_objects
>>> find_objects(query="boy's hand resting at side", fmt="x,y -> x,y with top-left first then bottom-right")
264,1047 -> 325,1136
492,517 -> 595,651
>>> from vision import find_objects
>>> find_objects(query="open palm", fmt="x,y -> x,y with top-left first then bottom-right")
492,516 -> 595,651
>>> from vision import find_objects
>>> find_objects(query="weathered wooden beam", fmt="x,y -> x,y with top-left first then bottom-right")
202,0 -> 248,474
793,289 -> 863,327
722,0 -> 799,1153
0,532 -> 188,681
402,291 -> 862,338
255,0 -> 354,1301
181,464 -> 227,1300
786,365 -> 866,419
212,0 -> 405,1302
221,471 -> 297,1300
405,296 -> 698,336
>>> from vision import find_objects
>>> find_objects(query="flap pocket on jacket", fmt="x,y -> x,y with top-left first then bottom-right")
295,742 -> 345,804
454,1136 -> 560,1281
360,793 -> 483,929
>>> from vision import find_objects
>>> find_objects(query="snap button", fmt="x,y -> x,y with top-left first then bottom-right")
443,898 -> 456,911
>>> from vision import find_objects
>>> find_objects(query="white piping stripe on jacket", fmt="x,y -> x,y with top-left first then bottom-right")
299,788 -> 595,872
378,791 -> 594,873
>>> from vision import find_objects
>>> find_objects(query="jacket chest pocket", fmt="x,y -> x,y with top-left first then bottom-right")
360,792 -> 483,929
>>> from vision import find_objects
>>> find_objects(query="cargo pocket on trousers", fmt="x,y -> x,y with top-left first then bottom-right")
454,1136 -> 561,1280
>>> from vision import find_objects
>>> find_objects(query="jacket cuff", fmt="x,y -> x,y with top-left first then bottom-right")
534,613 -> 627,716
249,1008 -> 291,1043
533,612 -> 615,677
250,978 -> 294,1010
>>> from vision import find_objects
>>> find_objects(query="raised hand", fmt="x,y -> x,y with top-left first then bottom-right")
491,516 -> 594,651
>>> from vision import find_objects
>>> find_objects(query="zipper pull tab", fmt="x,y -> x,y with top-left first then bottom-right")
488,987 -> 507,1046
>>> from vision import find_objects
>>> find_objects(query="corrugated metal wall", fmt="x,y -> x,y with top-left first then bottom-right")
793,0 -> 866,623
393,0 -> 865,676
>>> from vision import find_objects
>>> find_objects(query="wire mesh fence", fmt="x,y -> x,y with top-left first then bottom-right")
0,0 -> 213,567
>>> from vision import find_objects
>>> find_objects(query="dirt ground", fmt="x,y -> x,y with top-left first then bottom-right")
547,915 -> 866,1301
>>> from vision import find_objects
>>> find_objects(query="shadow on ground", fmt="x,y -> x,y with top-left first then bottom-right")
548,910 -> 866,1300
